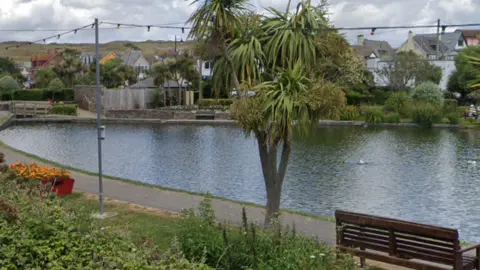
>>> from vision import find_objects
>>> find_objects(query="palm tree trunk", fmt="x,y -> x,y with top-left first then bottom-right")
198,62 -> 203,105
221,44 -> 241,98
255,129 -> 292,227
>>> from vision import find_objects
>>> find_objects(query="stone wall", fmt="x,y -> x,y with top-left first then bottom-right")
104,109 -> 231,120
74,85 -> 106,113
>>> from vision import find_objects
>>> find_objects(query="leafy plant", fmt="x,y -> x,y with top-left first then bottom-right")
411,102 -> 442,128
447,113 -> 461,125
383,112 -> 400,123
178,196 -> 356,270
411,81 -> 444,107
345,90 -> 366,105
384,92 -> 411,117
47,78 -> 65,92
442,99 -> 458,115
363,107 -> 385,124
340,105 -> 360,121
0,76 -> 20,94
52,104 -> 77,115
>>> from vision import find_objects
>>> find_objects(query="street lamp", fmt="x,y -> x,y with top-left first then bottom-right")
174,35 -> 184,56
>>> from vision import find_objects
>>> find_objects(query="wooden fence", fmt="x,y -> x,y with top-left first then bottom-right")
104,88 -> 155,109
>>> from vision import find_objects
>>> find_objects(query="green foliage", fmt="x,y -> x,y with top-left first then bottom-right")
7,88 -> 74,101
52,104 -> 77,115
339,106 -> 360,121
411,81 -> 444,107
452,46 -> 480,95
442,99 -> 458,115
363,107 -> 385,124
151,89 -> 164,108
384,92 -> 411,117
411,103 -> 442,128
178,196 -> 356,270
0,173 -> 211,269
383,112 -> 400,123
446,113 -> 460,125
199,99 -> 233,106
345,90 -> 367,105
0,76 -> 20,94
47,78 -> 65,92
34,68 -> 57,88
101,58 -> 137,88
369,87 -> 391,105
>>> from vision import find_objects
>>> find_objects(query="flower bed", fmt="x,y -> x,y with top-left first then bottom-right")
8,162 -> 74,197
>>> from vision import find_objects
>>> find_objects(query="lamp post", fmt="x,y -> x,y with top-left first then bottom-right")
174,35 -> 184,57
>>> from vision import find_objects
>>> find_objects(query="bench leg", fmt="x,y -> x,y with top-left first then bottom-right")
360,247 -> 366,268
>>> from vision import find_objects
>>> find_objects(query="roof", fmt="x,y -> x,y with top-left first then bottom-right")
412,35 -> 449,55
31,53 -> 55,62
456,29 -> 480,38
128,77 -> 187,89
415,32 -> 464,52
121,50 -> 142,66
352,39 -> 395,59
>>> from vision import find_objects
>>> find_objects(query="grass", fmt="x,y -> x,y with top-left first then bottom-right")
61,192 -> 182,251
0,40 -> 195,64
0,140 -> 335,223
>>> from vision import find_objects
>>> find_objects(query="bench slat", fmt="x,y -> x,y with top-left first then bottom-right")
396,248 -> 453,266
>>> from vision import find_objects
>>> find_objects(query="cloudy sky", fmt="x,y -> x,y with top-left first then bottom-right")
0,0 -> 478,47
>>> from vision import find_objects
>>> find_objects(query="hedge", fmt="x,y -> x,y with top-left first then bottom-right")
199,99 -> 233,106
0,88 -> 74,101
52,104 -> 77,116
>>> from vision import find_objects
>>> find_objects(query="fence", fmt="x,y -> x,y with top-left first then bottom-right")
104,88 -> 156,109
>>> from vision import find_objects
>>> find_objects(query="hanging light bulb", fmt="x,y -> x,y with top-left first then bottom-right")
182,27 -> 184,33
117,24 -> 120,29
5,47 -> 8,50
91,23 -> 94,28
74,29 -> 77,34
16,45 -> 19,48
57,35 -> 60,39
147,26 -> 151,32
43,39 -> 46,43
370,28 -> 376,35
441,25 -> 447,35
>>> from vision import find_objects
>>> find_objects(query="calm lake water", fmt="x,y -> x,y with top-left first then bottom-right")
2,123 -> 480,241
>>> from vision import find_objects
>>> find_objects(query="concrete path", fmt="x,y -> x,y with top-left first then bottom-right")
0,145 -> 336,245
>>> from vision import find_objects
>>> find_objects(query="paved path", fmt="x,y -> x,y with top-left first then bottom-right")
0,145 -> 336,245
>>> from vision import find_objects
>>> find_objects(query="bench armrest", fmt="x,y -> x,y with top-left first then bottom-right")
458,244 -> 480,254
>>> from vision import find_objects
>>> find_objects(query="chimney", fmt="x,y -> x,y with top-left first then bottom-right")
357,35 -> 364,46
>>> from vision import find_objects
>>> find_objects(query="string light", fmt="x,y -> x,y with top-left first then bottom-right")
370,28 -> 376,35
57,35 -> 60,39
182,27 -> 185,33
441,25 -> 447,34
147,26 -> 151,32
74,29 -> 77,34
117,24 -> 120,29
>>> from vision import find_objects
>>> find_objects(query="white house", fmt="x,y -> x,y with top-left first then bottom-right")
121,50 -> 151,79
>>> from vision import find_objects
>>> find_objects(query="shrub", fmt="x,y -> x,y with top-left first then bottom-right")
411,102 -> 442,128
12,88 -> 44,101
178,195 -> 356,270
340,105 -> 360,121
442,99 -> 458,115
199,98 -> 233,106
0,76 -> 20,94
345,91 -> 366,105
8,88 -> 74,101
47,78 -> 65,92
411,81 -> 444,107
447,112 -> 460,125
52,104 -> 77,115
383,112 -> 400,123
363,107 -> 385,123
384,92 -> 411,117
369,87 -> 391,105
0,173 -> 211,269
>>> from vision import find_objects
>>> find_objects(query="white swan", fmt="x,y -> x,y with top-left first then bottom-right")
467,160 -> 477,164
358,159 -> 366,165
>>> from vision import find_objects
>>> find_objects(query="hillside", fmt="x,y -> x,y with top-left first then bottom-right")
0,40 -> 195,64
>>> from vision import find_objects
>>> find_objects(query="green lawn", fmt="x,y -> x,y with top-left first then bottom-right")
61,192 -> 183,251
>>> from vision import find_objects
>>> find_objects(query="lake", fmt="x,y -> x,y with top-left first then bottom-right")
2,123 -> 480,241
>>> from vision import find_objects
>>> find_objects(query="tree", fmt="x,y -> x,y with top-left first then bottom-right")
202,0 -> 360,226
101,59 -> 137,88
47,78 -> 65,92
450,46 -> 480,97
376,51 -> 442,91
52,49 -> 83,87
0,76 -> 20,97
35,68 -> 57,88
187,0 -> 247,96
0,57 -> 18,74
411,81 -> 444,107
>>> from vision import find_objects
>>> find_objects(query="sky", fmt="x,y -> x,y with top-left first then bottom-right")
0,0 -> 478,47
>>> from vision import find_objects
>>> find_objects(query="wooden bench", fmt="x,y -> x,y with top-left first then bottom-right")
335,210 -> 480,270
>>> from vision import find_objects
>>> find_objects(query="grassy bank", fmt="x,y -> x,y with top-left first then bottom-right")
0,140 -> 335,222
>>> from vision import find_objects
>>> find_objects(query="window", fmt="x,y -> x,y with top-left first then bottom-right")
428,55 -> 436,60
204,61 -> 210,69
458,39 -> 464,46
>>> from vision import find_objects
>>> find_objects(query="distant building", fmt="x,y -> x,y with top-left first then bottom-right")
99,52 -> 119,65
80,52 -> 95,66
456,29 -> 480,46
352,35 -> 396,66
120,50 -> 150,79
30,49 -> 63,77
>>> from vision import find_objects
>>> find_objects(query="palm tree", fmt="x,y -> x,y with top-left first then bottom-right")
152,62 -> 173,106
186,0 -> 249,97
52,49 -> 83,87
214,0 -> 359,226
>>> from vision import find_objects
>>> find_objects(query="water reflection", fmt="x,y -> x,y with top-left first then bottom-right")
1,123 -> 480,241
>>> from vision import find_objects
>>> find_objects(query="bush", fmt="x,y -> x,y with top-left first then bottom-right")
5,88 -> 74,101
345,91 -> 366,105
178,195 -> 356,270
12,89 -> 44,101
0,173 -> 211,269
47,78 -> 65,92
363,107 -> 385,124
339,105 -> 360,121
384,92 -> 411,117
0,76 -> 20,94
411,81 -> 444,107
383,112 -> 400,123
369,87 -> 391,105
199,98 -> 233,106
447,112 -> 460,125
442,99 -> 458,115
411,103 -> 442,128
52,104 -> 77,115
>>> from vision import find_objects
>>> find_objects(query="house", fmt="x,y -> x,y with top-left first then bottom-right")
80,52 -> 95,66
120,50 -> 150,79
396,31 -> 467,60
352,35 -> 396,66
99,52 -> 119,65
30,49 -> 63,77
456,29 -> 480,46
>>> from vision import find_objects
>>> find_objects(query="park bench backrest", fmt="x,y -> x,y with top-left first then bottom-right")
335,210 -> 460,267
